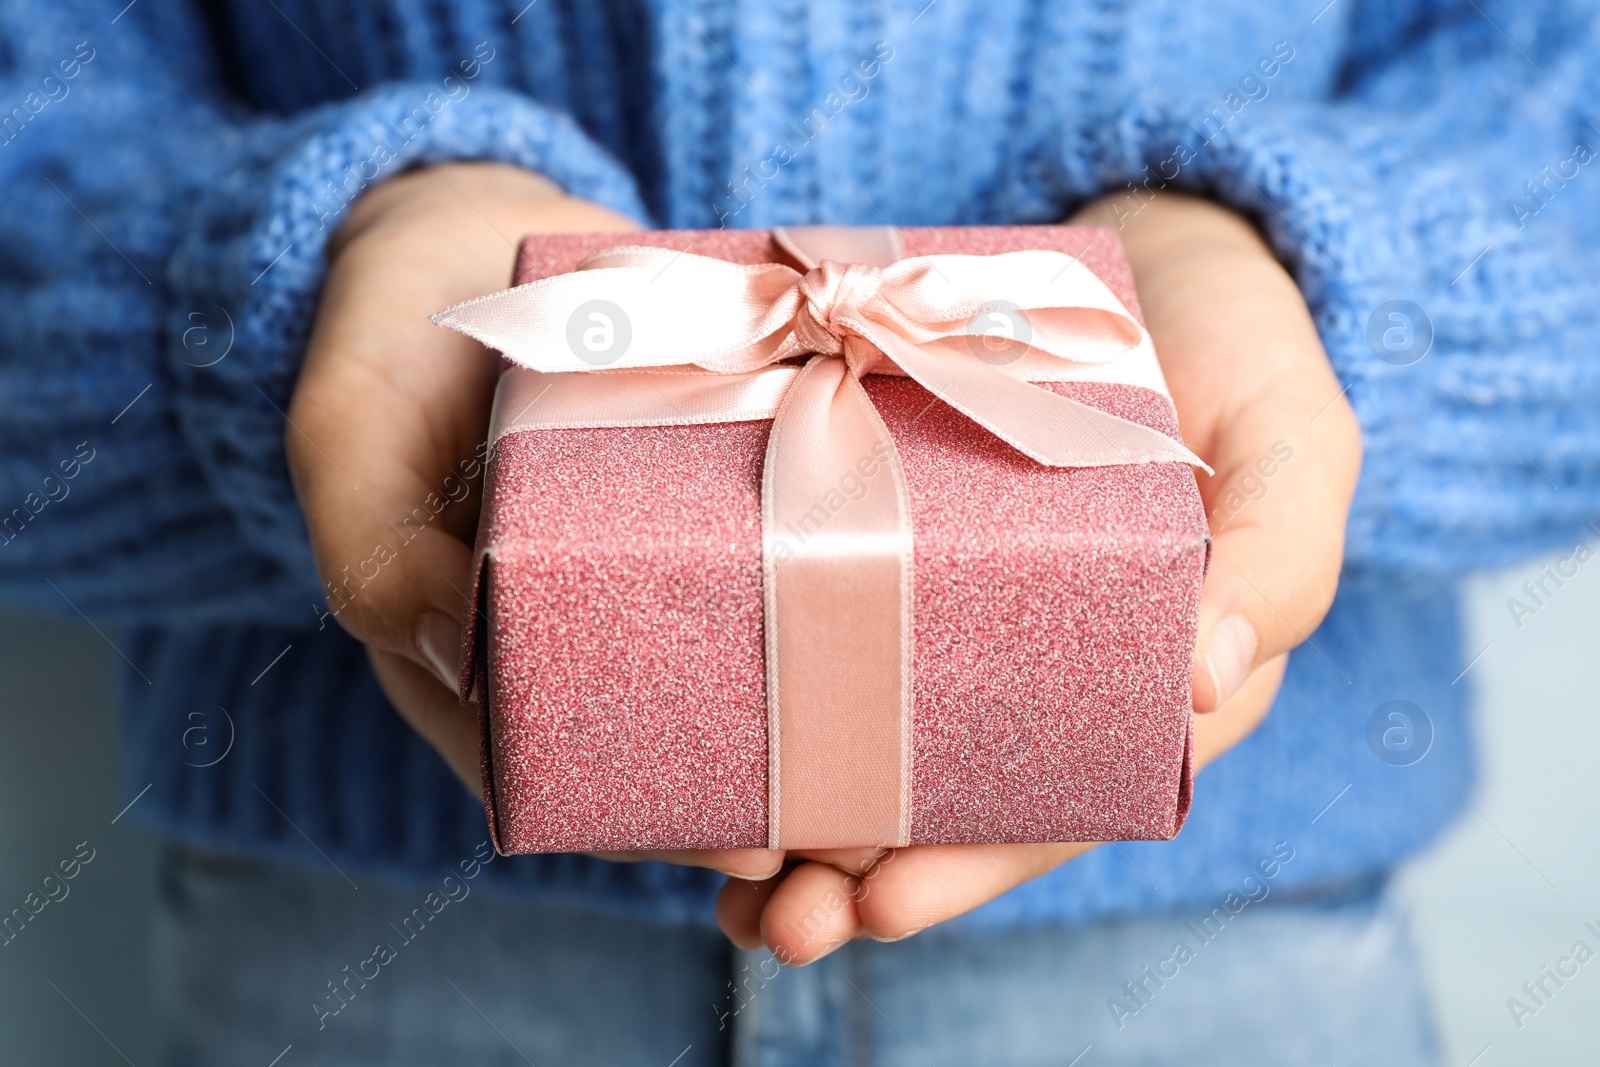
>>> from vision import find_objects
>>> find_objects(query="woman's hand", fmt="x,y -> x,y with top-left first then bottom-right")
286,162 -> 781,881
716,192 -> 1363,962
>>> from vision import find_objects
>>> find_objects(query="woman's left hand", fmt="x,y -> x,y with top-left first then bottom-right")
716,192 -> 1363,963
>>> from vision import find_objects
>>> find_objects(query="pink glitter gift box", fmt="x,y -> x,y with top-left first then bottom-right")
460,225 -> 1208,854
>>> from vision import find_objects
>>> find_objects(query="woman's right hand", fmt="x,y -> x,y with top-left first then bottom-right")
287,161 -> 783,882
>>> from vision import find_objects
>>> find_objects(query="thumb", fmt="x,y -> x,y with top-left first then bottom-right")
286,267 -> 500,697
1191,422 -> 1361,714
286,359 -> 488,696
326,523 -> 478,694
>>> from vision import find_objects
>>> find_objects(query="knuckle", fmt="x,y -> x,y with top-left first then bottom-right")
1305,569 -> 1341,630
853,891 -> 918,943
1329,400 -> 1364,463
1311,390 -> 1364,472
315,563 -> 409,647
1289,547 -> 1342,637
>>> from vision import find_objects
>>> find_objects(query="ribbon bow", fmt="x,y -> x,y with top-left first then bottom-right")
434,226 -> 1204,850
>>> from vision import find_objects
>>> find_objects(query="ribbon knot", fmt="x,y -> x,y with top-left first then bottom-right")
793,260 -> 887,376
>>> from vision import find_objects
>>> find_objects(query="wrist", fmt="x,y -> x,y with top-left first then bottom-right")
330,161 -> 636,261
1071,191 -> 1310,350
1069,190 -> 1270,271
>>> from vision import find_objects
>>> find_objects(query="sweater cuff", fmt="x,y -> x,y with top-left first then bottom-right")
166,84 -> 650,594
1072,95 -> 1600,573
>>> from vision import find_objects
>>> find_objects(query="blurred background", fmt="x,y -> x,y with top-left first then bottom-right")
2,545 -> 1597,1065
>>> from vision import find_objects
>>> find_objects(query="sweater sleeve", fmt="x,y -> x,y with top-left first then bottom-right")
0,0 -> 648,624
1080,0 -> 1600,573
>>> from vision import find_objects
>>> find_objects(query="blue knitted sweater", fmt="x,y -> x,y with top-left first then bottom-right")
3,0 -> 1598,927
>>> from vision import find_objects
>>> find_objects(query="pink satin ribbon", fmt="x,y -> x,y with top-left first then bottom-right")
435,226 -> 1205,850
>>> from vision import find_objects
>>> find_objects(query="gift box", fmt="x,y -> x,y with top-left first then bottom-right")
441,224 -> 1209,854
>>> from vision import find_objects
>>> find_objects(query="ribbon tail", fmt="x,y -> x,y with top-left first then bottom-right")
429,256 -> 804,373
873,332 -> 1211,473
762,355 -> 914,850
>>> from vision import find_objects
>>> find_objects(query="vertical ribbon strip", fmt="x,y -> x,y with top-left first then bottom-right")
762,226 -> 913,848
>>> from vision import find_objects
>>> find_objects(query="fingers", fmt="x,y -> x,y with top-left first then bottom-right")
288,325 -> 495,697
303,457 -> 481,693
349,522 -> 481,693
758,861 -> 864,964
1188,343 -> 1361,711
718,849 -> 893,952
849,843 -> 1093,942
784,846 -> 892,877
715,870 -> 785,949
367,648 -> 482,793
1192,653 -> 1288,769
748,842 -> 1097,965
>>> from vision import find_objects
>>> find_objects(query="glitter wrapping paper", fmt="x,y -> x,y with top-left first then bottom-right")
465,226 -> 1208,853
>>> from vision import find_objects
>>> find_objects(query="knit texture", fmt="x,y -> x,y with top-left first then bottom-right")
2,0 -> 1597,926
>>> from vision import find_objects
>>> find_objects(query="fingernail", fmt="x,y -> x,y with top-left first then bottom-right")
416,610 -> 462,693
796,939 -> 846,965
1200,614 -> 1257,711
